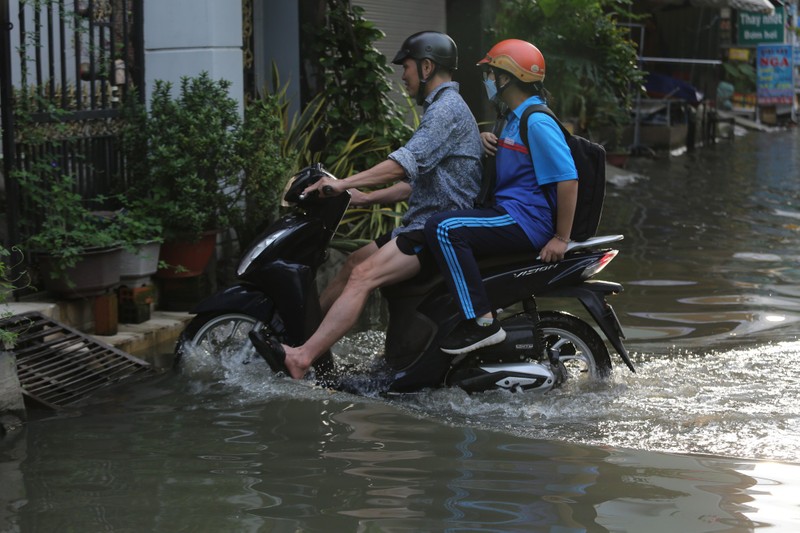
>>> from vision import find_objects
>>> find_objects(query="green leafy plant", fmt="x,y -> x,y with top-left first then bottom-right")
235,83 -> 298,246
15,154 -> 119,280
108,90 -> 164,253
495,0 -> 644,144
11,90 -> 123,288
722,62 -> 756,94
0,245 -> 30,350
331,94 -> 420,251
301,2 -> 424,245
142,72 -> 244,242
107,204 -> 163,252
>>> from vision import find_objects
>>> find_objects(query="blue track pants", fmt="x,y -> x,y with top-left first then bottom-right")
423,206 -> 536,320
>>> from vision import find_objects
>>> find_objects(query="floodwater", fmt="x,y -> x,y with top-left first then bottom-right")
3,128 -> 800,531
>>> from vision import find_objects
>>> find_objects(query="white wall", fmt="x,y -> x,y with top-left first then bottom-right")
143,0 -> 244,110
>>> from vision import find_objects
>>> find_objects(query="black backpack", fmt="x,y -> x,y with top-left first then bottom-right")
519,105 -> 606,242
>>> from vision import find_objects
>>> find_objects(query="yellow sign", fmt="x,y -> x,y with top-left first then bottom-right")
729,48 -> 750,61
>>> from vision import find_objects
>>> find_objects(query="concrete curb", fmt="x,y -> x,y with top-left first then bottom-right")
94,311 -> 193,368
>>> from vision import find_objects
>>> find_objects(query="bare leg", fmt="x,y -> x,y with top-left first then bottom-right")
283,240 -> 420,379
319,241 -> 378,316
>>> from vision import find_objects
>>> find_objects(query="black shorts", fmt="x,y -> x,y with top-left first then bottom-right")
374,229 -> 432,269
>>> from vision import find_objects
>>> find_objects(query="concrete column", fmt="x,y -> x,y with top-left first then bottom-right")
143,0 -> 244,110
0,351 -> 25,433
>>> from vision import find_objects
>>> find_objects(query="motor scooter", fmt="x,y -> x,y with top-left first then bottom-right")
175,163 -> 634,394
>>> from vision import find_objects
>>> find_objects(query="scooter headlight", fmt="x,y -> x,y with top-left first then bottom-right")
582,249 -> 618,279
237,228 -> 290,276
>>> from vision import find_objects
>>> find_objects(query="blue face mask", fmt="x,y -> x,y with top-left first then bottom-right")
483,78 -> 497,101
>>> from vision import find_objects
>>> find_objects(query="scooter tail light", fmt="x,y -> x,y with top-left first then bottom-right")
581,249 -> 618,279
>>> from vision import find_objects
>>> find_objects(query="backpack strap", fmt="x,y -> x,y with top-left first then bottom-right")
518,104 -> 571,150
474,115 -> 505,208
518,104 -> 572,224
476,104 -> 569,208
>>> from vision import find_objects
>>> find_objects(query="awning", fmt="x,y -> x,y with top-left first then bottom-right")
649,0 -> 775,14
691,0 -> 775,14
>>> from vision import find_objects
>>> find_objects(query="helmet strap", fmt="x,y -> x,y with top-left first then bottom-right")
492,68 -> 511,99
415,59 -> 439,105
494,79 -> 511,99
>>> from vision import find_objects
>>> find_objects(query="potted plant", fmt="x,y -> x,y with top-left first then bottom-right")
140,72 -> 244,279
110,203 -> 164,286
16,164 -> 122,298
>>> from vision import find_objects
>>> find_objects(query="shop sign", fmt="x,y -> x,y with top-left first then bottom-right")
738,7 -> 784,45
729,48 -> 750,61
756,44 -> 795,105
732,92 -> 756,111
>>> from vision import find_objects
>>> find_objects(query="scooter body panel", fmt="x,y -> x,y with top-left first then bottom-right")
191,282 -> 275,319
381,249 -> 627,390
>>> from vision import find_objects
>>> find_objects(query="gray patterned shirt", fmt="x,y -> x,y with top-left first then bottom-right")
388,81 -> 482,236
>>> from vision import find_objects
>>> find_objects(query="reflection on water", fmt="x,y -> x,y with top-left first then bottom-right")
3,130 -> 800,530
2,386 -> 799,532
605,130 -> 800,347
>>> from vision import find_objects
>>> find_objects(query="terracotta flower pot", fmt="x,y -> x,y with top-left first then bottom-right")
155,231 -> 216,279
606,152 -> 630,169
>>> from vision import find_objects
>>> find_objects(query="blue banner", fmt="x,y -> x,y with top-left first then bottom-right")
756,44 -> 795,105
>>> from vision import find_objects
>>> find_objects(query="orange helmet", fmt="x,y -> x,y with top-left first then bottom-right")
477,39 -> 545,83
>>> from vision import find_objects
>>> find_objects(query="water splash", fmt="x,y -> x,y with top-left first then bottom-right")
391,340 -> 800,463
176,326 -> 800,463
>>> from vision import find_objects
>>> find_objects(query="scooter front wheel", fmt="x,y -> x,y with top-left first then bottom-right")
175,312 -> 264,370
538,311 -> 612,380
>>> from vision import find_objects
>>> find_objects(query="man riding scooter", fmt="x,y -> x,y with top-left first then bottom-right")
251,31 -> 484,379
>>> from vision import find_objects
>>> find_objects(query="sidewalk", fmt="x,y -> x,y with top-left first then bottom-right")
2,300 -> 193,369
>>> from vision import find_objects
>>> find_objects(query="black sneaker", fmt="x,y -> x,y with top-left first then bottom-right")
440,319 -> 506,355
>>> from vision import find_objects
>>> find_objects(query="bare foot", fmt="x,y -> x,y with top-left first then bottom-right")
282,345 -> 312,380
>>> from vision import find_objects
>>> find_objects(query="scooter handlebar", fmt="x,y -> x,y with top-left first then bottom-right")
296,185 -> 336,201
283,164 -> 349,204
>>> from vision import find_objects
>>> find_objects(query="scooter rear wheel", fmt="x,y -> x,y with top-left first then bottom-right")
174,312 -> 263,370
538,311 -> 612,380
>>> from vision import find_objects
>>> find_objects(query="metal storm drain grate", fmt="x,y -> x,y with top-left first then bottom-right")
2,311 -> 153,409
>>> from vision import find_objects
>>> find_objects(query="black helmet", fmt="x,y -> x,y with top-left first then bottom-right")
392,31 -> 458,70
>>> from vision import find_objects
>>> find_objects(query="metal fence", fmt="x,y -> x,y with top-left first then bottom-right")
0,0 -> 144,247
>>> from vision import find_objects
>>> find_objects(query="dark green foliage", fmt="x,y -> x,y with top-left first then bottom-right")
0,245 -> 28,349
307,0 -> 413,170
495,0 -> 644,143
722,62 -> 756,93
141,73 -> 244,242
237,92 -> 296,246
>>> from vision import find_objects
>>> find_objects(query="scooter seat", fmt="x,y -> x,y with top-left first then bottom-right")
383,235 -> 624,299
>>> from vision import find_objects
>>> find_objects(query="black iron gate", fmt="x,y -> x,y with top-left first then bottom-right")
0,0 -> 144,249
